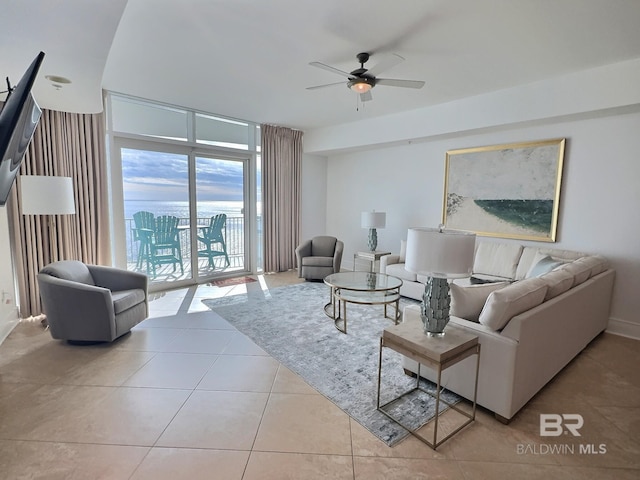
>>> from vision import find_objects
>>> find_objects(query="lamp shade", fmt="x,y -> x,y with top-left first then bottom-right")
361,211 -> 386,229
20,175 -> 76,215
405,227 -> 476,278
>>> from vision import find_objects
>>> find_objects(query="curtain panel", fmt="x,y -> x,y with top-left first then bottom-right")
7,109 -> 110,318
261,124 -> 303,273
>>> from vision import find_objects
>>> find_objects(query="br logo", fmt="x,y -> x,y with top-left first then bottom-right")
540,414 -> 584,436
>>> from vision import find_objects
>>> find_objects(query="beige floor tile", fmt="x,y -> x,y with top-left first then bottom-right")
221,332 -> 269,355
353,456 -> 464,479
457,460 -> 640,480
0,440 -> 149,480
137,310 -> 235,330
270,365 -> 318,395
349,418 -> 449,459
55,349 -> 156,386
129,447 -> 249,480
164,328 -> 237,354
197,354 -> 278,392
0,340 -> 106,384
112,327 -> 184,352
253,392 -> 352,455
123,352 -> 217,389
243,451 -> 354,480
0,384 -> 191,445
156,390 -> 269,450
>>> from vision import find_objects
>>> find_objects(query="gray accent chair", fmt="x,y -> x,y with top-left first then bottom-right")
37,260 -> 148,343
295,236 -> 344,281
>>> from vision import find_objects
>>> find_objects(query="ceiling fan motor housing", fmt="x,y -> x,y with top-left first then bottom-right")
347,76 -> 375,91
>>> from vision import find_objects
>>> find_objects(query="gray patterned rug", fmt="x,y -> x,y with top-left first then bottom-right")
203,281 -> 460,446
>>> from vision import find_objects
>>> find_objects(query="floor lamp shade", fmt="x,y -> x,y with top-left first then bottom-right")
20,175 -> 76,215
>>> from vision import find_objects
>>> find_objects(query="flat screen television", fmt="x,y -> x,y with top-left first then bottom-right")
0,51 -> 45,206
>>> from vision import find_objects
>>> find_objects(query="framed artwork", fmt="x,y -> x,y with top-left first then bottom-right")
442,138 -> 565,242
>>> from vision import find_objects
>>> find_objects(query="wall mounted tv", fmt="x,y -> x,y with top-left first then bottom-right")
0,51 -> 45,206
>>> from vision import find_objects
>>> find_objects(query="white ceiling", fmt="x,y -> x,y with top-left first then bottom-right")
2,0 -> 640,131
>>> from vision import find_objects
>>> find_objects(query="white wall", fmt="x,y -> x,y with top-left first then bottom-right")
321,110 -> 640,337
0,206 -> 19,343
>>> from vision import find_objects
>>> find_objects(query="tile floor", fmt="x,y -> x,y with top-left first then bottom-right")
0,270 -> 639,479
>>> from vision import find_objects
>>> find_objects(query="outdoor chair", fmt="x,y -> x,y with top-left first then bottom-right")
197,213 -> 230,268
37,260 -> 148,343
295,235 -> 344,280
150,215 -> 184,276
132,210 -> 155,273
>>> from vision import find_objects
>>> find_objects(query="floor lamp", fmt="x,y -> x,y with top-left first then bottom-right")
20,175 -> 76,262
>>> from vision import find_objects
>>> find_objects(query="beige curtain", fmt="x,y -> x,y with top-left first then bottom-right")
261,124 -> 303,272
7,109 -> 111,318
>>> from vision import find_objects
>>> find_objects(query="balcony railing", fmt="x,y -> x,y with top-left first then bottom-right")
125,216 -> 247,278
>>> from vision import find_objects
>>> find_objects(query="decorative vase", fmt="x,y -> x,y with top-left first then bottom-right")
420,276 -> 450,336
367,228 -> 378,251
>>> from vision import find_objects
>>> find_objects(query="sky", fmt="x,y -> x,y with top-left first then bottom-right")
447,143 -> 562,200
121,148 -> 254,202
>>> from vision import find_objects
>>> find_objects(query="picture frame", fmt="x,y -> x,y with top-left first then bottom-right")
442,138 -> 565,242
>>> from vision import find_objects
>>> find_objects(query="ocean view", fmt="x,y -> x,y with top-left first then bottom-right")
124,200 -> 246,221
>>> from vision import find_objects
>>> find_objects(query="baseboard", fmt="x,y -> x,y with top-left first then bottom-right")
605,317 -> 640,340
0,318 -> 19,345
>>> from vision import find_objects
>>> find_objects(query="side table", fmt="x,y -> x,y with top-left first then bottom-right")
353,250 -> 391,272
377,322 -> 480,449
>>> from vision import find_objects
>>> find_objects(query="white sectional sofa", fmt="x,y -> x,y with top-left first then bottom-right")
381,241 -> 615,422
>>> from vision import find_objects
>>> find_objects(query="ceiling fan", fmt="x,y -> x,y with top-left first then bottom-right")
307,52 -> 425,102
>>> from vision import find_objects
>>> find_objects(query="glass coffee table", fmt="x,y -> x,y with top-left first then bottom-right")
323,272 -> 403,334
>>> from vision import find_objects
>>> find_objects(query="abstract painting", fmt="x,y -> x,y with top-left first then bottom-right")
443,138 -> 565,242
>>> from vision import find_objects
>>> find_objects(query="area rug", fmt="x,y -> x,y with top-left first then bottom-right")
203,282 -> 461,446
208,276 -> 257,287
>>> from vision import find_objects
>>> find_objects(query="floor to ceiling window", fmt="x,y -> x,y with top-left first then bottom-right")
106,93 -> 261,290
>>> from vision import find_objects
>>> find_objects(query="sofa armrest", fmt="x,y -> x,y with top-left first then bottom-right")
88,265 -> 148,293
380,254 -> 400,273
295,239 -> 313,276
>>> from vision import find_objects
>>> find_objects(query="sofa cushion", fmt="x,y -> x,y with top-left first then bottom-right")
385,263 -> 417,282
516,247 -> 585,280
559,260 -> 592,287
473,242 -> 523,280
450,282 -> 509,322
111,289 -> 147,315
539,268 -> 574,300
302,256 -> 334,267
479,277 -> 548,331
40,260 -> 95,286
526,253 -> 565,278
573,255 -> 608,278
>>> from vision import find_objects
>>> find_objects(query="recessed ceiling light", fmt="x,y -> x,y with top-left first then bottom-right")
45,75 -> 72,84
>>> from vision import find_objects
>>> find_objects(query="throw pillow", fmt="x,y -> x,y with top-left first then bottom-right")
526,253 -> 564,278
450,282 -> 509,322
478,277 -> 548,331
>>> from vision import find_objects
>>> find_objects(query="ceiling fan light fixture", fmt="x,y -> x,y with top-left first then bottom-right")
348,78 -> 373,93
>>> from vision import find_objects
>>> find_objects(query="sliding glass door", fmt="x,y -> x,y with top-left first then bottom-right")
194,155 -> 247,279
114,140 -> 250,288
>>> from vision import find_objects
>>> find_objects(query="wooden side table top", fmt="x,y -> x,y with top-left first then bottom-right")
382,321 -> 478,368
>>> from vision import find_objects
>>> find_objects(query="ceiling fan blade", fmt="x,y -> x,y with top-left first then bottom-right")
306,81 -> 347,90
360,90 -> 373,102
367,53 -> 404,76
309,61 -> 351,77
376,78 -> 425,89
